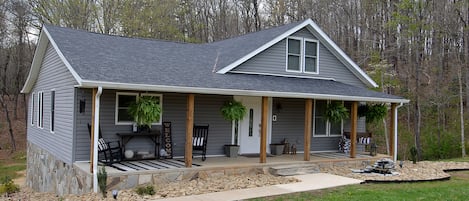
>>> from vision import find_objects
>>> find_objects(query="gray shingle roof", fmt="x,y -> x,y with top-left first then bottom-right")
43,22 -> 407,103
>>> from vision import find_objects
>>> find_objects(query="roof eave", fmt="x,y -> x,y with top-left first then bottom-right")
80,80 -> 409,104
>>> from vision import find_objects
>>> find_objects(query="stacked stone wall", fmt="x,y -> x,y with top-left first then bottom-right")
27,142 -> 92,195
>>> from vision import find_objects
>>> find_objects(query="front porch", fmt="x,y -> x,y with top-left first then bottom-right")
75,152 -> 388,190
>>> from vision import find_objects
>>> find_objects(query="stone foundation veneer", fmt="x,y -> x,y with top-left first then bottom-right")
27,142 -> 93,195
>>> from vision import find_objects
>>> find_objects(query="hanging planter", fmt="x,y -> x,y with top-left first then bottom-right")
128,96 -> 162,130
220,100 -> 247,122
325,102 -> 349,123
358,104 -> 387,123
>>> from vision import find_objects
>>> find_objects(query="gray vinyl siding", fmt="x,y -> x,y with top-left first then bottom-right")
74,91 -> 232,161
232,28 -> 366,88
271,98 -> 364,152
74,88 -> 93,161
27,42 -> 78,164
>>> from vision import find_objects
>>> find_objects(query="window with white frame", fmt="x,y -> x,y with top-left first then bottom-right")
115,92 -> 162,125
37,91 -> 44,128
286,37 -> 319,73
31,92 -> 35,126
50,90 -> 55,133
313,100 -> 343,137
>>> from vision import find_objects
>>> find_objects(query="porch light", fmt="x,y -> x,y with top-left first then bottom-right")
112,189 -> 118,199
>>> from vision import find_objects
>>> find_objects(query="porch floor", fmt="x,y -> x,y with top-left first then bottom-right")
75,152 -> 384,174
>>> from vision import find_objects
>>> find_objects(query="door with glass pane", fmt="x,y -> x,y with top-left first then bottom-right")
236,96 -> 262,154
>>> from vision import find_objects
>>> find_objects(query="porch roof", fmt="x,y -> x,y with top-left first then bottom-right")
42,24 -> 408,103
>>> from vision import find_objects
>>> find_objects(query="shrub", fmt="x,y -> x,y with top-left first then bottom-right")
410,146 -> 418,164
135,185 -> 155,196
97,166 -> 107,197
0,176 -> 20,196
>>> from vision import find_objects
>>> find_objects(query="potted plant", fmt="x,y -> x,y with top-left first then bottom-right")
269,143 -> 285,155
358,103 -> 387,123
128,96 -> 162,132
325,101 -> 349,123
220,100 -> 246,157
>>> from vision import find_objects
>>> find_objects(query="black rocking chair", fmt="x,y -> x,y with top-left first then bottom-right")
192,124 -> 209,161
87,124 -> 122,165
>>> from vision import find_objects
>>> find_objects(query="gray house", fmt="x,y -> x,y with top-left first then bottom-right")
22,19 -> 408,194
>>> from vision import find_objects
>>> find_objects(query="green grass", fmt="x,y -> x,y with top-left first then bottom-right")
441,157 -> 469,162
252,165 -> 469,201
0,152 -> 26,180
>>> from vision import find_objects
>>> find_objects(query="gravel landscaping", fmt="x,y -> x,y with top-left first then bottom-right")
3,160 -> 469,200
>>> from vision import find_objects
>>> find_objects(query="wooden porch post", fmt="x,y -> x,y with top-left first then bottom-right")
260,96 -> 268,163
185,94 -> 195,167
390,103 -> 397,159
304,99 -> 313,161
89,88 -> 96,173
350,101 -> 358,158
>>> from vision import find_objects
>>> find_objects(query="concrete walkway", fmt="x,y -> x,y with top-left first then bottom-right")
156,173 -> 363,201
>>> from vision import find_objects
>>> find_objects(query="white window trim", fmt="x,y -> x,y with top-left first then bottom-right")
37,91 -> 44,129
303,38 -> 319,74
285,37 -> 303,73
31,92 -> 35,126
313,100 -> 343,137
115,92 -> 163,125
285,37 -> 320,74
50,89 -> 55,133
115,92 -> 138,125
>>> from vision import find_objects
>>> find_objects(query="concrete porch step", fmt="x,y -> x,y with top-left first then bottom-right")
269,164 -> 320,176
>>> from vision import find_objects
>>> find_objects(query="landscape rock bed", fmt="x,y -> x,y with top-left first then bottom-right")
4,161 -> 469,200
321,160 -> 469,182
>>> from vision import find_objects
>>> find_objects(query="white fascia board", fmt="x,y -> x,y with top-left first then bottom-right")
80,80 -> 409,104
21,30 -> 49,93
216,20 -> 312,74
21,26 -> 83,93
43,27 -> 83,85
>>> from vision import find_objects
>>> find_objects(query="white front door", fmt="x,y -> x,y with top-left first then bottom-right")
236,96 -> 262,154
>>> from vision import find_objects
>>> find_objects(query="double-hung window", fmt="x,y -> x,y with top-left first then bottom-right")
31,92 -> 35,126
115,92 -> 163,125
37,91 -> 44,128
286,37 -> 319,74
50,90 -> 55,133
313,100 -> 343,137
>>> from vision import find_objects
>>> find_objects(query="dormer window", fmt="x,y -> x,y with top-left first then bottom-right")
286,37 -> 318,74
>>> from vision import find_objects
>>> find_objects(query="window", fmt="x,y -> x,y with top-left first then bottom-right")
31,93 -> 35,126
37,91 -> 44,128
50,90 -> 55,133
286,37 -> 319,74
115,92 -> 163,125
313,100 -> 343,137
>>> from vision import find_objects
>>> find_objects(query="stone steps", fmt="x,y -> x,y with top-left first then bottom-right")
269,164 -> 320,176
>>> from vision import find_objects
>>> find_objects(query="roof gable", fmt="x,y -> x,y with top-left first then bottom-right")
21,26 -> 82,93
215,19 -> 378,88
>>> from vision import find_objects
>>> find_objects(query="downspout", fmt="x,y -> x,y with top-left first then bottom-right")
394,102 -> 404,162
93,87 -> 103,193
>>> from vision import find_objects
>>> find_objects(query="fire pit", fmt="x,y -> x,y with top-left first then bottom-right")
354,158 -> 398,175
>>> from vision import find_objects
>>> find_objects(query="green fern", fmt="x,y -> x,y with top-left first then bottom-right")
220,100 -> 246,121
128,96 -> 162,128
325,102 -> 349,123
358,104 -> 387,123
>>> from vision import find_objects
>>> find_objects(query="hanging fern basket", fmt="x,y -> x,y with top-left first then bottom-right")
220,100 -> 247,122
358,104 -> 387,123
325,102 -> 349,123
128,96 -> 162,129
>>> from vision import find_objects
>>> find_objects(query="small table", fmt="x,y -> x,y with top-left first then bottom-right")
116,131 -> 161,159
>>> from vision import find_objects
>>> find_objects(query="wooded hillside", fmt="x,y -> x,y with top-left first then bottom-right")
1,0 -> 468,160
